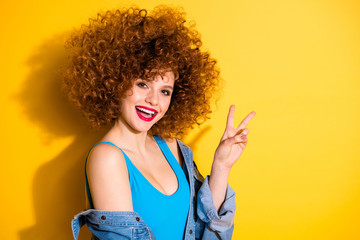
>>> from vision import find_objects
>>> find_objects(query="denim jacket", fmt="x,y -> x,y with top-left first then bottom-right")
71,138 -> 236,240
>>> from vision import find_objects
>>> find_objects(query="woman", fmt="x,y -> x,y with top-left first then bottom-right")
64,5 -> 256,240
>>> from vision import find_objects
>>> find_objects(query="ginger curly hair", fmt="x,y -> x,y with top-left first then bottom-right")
62,5 -> 222,138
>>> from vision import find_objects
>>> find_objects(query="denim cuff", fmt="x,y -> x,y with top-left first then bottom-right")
71,209 -> 155,240
196,175 -> 236,232
72,209 -> 90,240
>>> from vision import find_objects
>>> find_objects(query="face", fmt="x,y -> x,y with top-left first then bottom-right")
118,71 -> 175,133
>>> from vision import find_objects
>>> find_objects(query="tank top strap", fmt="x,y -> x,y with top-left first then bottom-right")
153,136 -> 181,172
84,141 -> 133,209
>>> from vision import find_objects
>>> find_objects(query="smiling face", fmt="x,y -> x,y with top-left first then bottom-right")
118,71 -> 175,134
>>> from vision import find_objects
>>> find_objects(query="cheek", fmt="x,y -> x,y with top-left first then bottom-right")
163,100 -> 172,114
121,90 -> 138,105
164,96 -> 172,108
156,99 -> 170,116
119,97 -> 133,113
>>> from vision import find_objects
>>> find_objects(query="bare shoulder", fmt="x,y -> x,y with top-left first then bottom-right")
87,143 -> 128,179
88,143 -> 125,167
87,143 -> 133,211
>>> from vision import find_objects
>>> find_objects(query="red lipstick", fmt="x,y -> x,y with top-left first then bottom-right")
135,105 -> 158,122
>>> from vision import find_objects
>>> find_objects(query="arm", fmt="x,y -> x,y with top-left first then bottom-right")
71,143 -> 157,240
209,105 -> 256,211
87,143 -> 133,211
194,165 -> 236,239
196,105 -> 256,239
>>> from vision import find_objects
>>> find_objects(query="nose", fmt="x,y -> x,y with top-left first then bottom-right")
145,89 -> 158,106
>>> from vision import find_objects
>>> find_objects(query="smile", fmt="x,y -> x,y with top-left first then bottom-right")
135,106 -> 158,122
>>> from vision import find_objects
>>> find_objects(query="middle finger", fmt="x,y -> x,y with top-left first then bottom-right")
236,111 -> 256,131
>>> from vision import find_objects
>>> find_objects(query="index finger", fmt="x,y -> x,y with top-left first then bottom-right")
226,105 -> 235,128
236,111 -> 256,131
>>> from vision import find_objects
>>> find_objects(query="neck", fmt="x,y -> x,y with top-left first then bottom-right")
107,118 -> 154,155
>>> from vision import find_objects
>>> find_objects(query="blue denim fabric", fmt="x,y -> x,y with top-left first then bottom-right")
71,138 -> 236,240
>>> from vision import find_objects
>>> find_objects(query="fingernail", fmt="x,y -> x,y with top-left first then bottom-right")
241,135 -> 247,140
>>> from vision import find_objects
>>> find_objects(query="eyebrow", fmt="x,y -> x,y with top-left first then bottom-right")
163,85 -> 174,90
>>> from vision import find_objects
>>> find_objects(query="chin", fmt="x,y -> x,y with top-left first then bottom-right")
132,122 -> 156,133
127,114 -> 163,133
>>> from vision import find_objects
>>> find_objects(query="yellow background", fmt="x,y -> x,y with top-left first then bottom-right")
1,0 -> 359,239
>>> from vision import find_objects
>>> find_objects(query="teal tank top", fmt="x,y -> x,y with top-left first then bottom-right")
85,135 -> 190,240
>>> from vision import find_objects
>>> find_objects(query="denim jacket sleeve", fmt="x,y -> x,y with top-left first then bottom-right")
71,209 -> 156,240
194,173 -> 236,239
178,139 -> 236,240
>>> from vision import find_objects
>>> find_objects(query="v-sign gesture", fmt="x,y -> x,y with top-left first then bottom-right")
214,105 -> 256,169
209,105 -> 256,212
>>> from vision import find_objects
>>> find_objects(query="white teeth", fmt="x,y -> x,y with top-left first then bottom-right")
136,107 -> 156,115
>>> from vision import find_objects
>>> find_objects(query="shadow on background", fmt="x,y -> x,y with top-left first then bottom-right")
15,33 -> 107,240
14,32 -> 212,240
186,125 -> 211,151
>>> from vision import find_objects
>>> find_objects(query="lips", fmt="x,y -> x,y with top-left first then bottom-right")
135,105 -> 158,122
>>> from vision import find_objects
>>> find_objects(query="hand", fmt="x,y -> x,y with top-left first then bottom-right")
214,105 -> 256,169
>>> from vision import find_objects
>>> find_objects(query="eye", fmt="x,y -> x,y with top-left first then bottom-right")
137,82 -> 148,88
161,90 -> 171,96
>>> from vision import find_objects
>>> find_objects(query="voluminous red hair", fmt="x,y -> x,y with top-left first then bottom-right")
62,5 -> 222,138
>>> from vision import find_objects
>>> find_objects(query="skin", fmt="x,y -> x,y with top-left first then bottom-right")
86,70 -> 256,214
210,105 -> 256,211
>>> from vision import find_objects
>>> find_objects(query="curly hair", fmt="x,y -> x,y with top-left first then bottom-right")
62,5 -> 222,138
